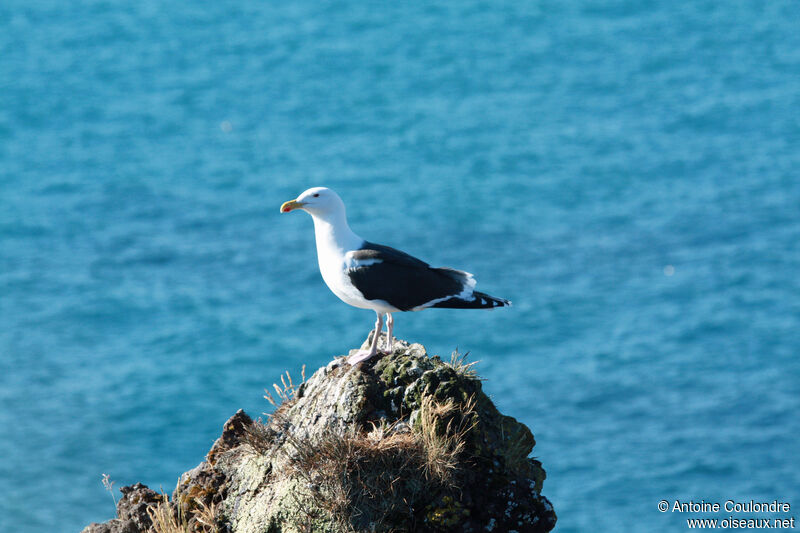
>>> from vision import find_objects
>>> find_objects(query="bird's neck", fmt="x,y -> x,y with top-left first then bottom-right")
311,211 -> 363,257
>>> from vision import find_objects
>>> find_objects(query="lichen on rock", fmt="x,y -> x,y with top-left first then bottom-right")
82,338 -> 556,533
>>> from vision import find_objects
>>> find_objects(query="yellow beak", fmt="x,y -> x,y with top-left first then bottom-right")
280,199 -> 306,213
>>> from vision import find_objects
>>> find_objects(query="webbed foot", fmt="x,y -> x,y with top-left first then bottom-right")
347,349 -> 378,365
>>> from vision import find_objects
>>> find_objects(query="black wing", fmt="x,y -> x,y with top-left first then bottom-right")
346,242 -> 469,311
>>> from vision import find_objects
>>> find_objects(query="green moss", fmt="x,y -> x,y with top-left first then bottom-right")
424,495 -> 471,529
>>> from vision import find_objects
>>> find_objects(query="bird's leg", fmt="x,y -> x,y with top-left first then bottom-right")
347,312 -> 384,365
382,313 -> 394,353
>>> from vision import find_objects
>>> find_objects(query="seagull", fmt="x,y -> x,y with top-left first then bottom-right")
280,187 -> 510,365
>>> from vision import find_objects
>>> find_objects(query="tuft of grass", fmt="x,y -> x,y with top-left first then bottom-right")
192,498 -> 220,533
242,417 -> 277,454
147,492 -> 219,533
250,365 -> 309,454
101,474 -> 118,516
148,493 -> 188,533
279,395 -> 477,531
417,395 -> 477,483
284,422 -> 423,532
264,365 -> 306,407
446,350 -> 480,381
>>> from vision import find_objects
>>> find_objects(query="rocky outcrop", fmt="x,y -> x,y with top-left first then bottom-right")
82,338 -> 556,533
82,483 -> 162,533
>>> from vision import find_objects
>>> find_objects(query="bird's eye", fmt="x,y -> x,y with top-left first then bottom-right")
313,193 -> 320,197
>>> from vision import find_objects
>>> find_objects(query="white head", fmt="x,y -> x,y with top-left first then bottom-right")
280,187 -> 346,219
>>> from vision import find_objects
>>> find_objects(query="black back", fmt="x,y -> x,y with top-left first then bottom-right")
347,242 -> 467,311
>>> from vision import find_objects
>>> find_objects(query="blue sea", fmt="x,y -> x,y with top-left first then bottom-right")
2,1 -> 799,531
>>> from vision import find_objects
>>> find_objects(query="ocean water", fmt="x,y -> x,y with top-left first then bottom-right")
2,1 -> 799,531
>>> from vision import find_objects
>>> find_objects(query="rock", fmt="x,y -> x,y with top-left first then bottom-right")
81,483 -> 161,533
82,338 -> 556,532
81,521 -> 138,533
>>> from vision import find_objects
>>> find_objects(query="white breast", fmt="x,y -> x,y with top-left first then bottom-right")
317,248 -> 398,311
308,216 -> 370,309
308,206 -> 399,313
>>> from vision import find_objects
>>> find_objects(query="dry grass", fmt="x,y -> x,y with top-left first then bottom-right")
281,395 -> 477,531
417,394 -> 477,483
446,350 -> 480,381
192,499 -> 220,533
284,422 -> 424,531
147,492 -> 219,533
247,366 -> 308,454
241,416 -> 278,454
101,474 -> 118,516
264,365 -> 306,407
501,421 -> 534,472
148,493 -> 188,533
